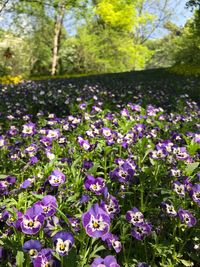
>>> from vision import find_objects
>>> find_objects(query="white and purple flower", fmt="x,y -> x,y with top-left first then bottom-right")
48,170 -> 65,186
52,231 -> 74,256
82,203 -> 110,238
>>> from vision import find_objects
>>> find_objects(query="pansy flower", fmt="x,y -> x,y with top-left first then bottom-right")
0,136 -> 6,148
110,162 -> 134,183
91,255 -> 121,267
161,202 -> 177,217
84,175 -> 106,195
48,170 -> 65,187
100,195 -> 120,219
34,195 -> 57,218
173,181 -> 185,197
102,232 -> 122,253
33,248 -> 53,267
82,203 -> 110,238
190,184 -> 200,206
126,207 -> 144,225
22,122 -> 36,136
46,129 -> 60,140
178,208 -> 197,227
131,222 -> 152,240
52,231 -> 74,256
23,239 -> 42,260
21,205 -> 45,235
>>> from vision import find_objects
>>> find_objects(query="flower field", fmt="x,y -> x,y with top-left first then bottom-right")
0,70 -> 199,267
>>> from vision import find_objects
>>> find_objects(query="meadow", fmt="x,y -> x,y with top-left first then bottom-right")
0,69 -> 199,267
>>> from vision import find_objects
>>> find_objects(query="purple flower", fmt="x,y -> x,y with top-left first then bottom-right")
0,175 -> 16,194
33,248 -> 53,267
100,195 -> 120,219
91,255 -> 120,267
178,208 -> 197,227
21,205 -> 45,235
52,231 -> 74,256
83,159 -> 94,169
173,181 -> 185,197
23,240 -> 42,259
82,203 -> 110,238
84,175 -> 106,195
126,208 -> 144,225
20,178 -> 34,189
0,136 -> 6,148
102,232 -> 122,253
131,222 -> 152,240
22,122 -> 36,136
78,194 -> 90,204
78,136 -> 93,151
67,216 -> 80,232
29,156 -> 39,165
110,162 -> 134,183
48,170 -> 65,186
161,202 -> 177,217
190,184 -> 200,206
34,195 -> 57,217
46,129 -> 60,140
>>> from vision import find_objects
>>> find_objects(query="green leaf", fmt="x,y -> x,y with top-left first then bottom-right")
185,162 -> 199,175
0,174 -> 8,179
179,259 -> 194,266
16,251 -> 24,267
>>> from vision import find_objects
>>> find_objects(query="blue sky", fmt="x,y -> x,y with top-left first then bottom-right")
0,0 -> 194,38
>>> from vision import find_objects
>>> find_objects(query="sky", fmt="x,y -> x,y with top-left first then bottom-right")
0,0 -> 194,38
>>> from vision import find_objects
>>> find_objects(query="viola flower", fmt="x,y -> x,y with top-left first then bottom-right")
67,216 -> 80,232
126,208 -> 144,225
0,176 -> 16,195
173,181 -> 185,197
33,248 -> 53,267
170,168 -> 181,177
21,205 -> 45,235
52,231 -> 74,256
29,156 -> 39,165
174,147 -> 190,161
190,184 -> 200,206
20,178 -> 35,189
7,125 -> 18,136
82,203 -> 110,238
100,127 -> 112,138
110,162 -> 134,183
25,144 -> 38,156
84,175 -> 106,195
102,232 -> 122,253
34,195 -> 57,218
40,136 -> 52,147
83,159 -> 94,170
131,222 -> 152,240
161,202 -> 177,217
46,129 -> 60,140
48,170 -> 65,186
22,122 -> 36,136
23,240 -> 42,259
178,208 -> 197,227
0,136 -> 6,147
91,255 -> 121,267
78,136 -> 93,151
100,195 -> 120,219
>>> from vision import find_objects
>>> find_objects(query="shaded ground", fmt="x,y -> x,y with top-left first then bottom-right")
0,68 -> 199,117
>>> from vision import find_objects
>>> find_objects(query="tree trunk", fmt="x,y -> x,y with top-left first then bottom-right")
51,3 -> 65,76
